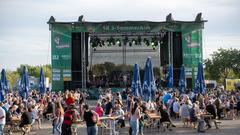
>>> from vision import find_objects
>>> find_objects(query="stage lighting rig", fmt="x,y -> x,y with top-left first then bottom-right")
123,36 -> 129,45
143,38 -> 150,46
116,39 -> 121,46
137,36 -> 142,45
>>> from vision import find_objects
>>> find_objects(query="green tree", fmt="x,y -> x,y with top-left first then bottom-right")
6,70 -> 20,90
204,48 -> 240,83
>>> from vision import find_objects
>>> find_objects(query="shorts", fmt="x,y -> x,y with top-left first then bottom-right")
71,124 -> 78,132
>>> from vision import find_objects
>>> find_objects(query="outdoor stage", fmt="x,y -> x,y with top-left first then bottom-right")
48,13 -> 206,91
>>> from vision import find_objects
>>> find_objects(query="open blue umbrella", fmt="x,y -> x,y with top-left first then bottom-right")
143,57 -> 156,101
179,65 -> 186,93
0,79 -> 4,101
1,69 -> 9,93
19,66 -> 30,99
39,68 -> 45,94
194,62 -> 206,94
131,64 -> 142,97
167,64 -> 173,88
162,93 -> 172,104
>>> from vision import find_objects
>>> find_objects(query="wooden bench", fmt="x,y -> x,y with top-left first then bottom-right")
46,113 -> 53,120
214,120 -> 222,129
162,122 -> 172,132
22,124 -> 32,134
3,124 -> 12,135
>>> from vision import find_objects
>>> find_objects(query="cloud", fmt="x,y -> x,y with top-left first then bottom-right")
0,0 -> 239,70
203,33 -> 240,59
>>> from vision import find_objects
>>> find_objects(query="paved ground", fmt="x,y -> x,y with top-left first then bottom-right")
23,118 -> 240,135
11,100 -> 240,135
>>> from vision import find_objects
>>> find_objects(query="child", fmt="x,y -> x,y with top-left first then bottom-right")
139,116 -> 144,135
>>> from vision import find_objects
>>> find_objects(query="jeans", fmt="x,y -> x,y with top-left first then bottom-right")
0,124 -> 5,135
87,126 -> 98,135
56,117 -> 64,134
130,120 -> 139,135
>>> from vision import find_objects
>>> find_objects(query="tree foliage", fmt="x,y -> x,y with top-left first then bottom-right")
5,64 -> 52,89
204,48 -> 240,83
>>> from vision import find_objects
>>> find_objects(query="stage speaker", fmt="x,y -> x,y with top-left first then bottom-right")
186,78 -> 193,89
71,33 -> 82,89
160,33 -> 169,66
173,32 -> 183,86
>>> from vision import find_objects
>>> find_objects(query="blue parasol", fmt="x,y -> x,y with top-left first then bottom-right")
142,57 -> 156,101
167,64 -> 173,88
39,68 -> 45,94
0,78 -> 4,101
194,62 -> 206,94
1,69 -> 9,93
179,65 -> 186,93
19,66 -> 30,99
131,64 -> 142,97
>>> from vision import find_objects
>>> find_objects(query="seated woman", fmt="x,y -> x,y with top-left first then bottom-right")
189,103 -> 199,128
19,107 -> 33,134
158,101 -> 176,127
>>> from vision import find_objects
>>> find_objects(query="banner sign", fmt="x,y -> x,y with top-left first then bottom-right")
226,79 -> 240,91
70,21 -> 204,33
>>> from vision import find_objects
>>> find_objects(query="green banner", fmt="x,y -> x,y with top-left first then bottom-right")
51,24 -> 72,91
182,29 -> 203,88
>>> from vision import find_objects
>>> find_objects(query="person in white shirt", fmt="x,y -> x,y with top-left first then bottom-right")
173,98 -> 180,118
115,104 -> 125,128
0,102 -> 6,135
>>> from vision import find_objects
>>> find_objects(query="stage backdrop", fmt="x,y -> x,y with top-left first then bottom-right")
49,20 -> 205,91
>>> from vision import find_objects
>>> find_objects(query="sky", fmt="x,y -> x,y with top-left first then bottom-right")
0,0 -> 240,70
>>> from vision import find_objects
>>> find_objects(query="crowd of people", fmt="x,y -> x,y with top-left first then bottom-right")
0,87 -> 239,135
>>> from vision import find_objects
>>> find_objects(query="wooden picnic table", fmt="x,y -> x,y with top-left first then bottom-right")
201,114 -> 213,119
145,113 -> 161,132
147,113 -> 161,119
11,116 -> 21,122
99,116 -> 121,135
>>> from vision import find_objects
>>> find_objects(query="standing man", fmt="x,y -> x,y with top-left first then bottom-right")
105,97 -> 113,116
83,104 -> 99,135
0,102 -> 6,135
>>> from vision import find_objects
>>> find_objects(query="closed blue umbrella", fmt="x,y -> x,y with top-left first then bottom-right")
0,79 -> 4,101
131,64 -> 142,97
167,64 -> 173,88
179,65 -> 186,93
1,69 -> 9,93
194,62 -> 206,94
143,57 -> 156,101
39,68 -> 45,94
19,66 -> 30,99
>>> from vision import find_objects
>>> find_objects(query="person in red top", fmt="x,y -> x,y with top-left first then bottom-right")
62,104 -> 79,135
65,93 -> 75,106
95,102 -> 104,117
